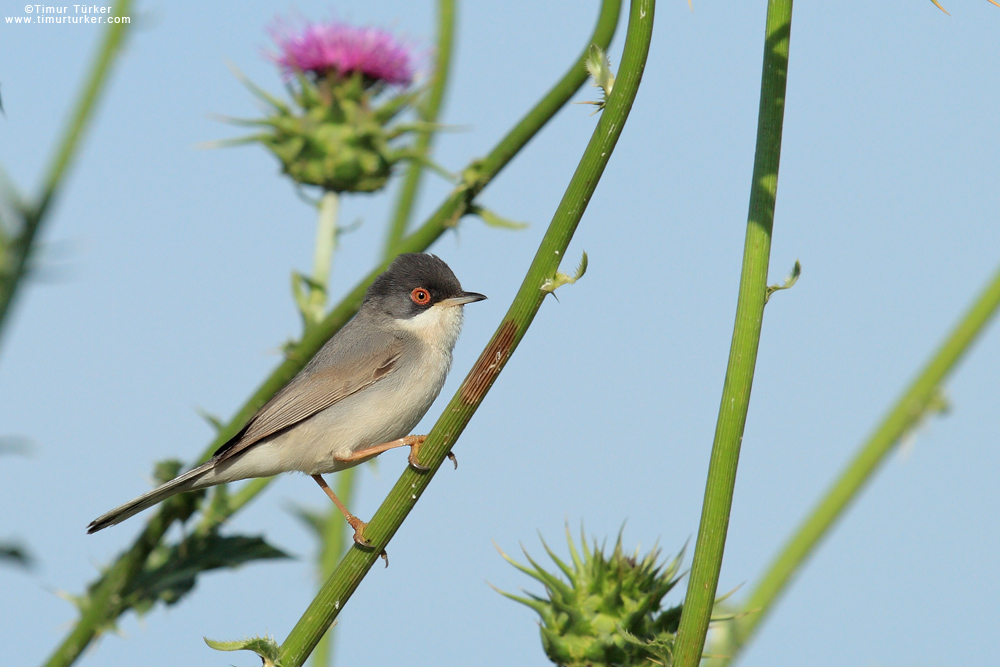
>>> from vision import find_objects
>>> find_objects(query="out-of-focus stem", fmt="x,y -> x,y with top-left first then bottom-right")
0,0 -> 133,349
383,0 -> 456,256
672,2 -> 794,666
42,495 -> 189,667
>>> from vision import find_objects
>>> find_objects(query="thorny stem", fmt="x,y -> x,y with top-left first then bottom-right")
672,1 -> 794,665
277,0 -> 652,664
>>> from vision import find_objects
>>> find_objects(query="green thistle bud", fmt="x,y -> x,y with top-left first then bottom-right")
496,528 -> 684,667
257,72 -> 419,192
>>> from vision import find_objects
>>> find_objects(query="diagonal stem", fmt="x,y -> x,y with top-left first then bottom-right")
277,0 -> 654,664
672,1 -> 794,665
309,466 -> 357,667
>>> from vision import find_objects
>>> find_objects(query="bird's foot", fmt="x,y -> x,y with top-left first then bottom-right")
348,515 -> 372,547
406,435 -> 430,471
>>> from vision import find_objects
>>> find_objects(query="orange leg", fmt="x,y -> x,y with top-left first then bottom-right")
336,434 -> 430,470
311,474 -> 371,546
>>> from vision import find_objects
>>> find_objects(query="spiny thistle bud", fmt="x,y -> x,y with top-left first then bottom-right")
496,528 -> 684,667
220,18 -> 429,193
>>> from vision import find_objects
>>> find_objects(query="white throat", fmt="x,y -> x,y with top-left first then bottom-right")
393,303 -> 466,353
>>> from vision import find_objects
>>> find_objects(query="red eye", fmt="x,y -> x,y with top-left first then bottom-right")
410,287 -> 431,305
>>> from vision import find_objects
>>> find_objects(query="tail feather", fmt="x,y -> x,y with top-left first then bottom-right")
87,461 -> 214,533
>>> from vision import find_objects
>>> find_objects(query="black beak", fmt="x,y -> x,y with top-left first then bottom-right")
440,291 -> 487,307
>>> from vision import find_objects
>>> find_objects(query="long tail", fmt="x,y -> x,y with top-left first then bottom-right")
86,460 -> 215,533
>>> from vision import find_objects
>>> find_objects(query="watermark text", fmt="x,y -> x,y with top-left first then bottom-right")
6,5 -> 131,24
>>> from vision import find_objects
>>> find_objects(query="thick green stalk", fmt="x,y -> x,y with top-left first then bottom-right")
382,0 -> 456,256
53,2 -> 622,664
717,261 -> 1000,664
277,1 -> 653,664
672,2 -> 794,666
0,0 -> 132,347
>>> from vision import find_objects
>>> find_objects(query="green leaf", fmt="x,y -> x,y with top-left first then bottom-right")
579,44 -> 617,112
205,635 -> 282,666
152,458 -> 185,485
196,409 -> 225,433
586,45 -> 616,95
764,259 -> 801,303
469,204 -> 529,230
225,60 -> 290,114
286,502 -> 328,539
122,534 -> 291,616
540,251 -> 588,296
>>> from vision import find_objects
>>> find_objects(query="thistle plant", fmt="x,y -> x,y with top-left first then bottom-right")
496,529 -> 683,667
224,18 -> 429,195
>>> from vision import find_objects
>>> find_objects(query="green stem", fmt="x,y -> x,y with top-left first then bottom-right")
383,0 -> 456,256
52,2 -> 622,663
277,1 -> 653,664
716,261 -> 1000,665
306,192 -> 339,325
0,0 -> 132,348
672,2 -> 794,666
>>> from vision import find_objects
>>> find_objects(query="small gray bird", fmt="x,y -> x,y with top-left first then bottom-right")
88,253 -> 485,544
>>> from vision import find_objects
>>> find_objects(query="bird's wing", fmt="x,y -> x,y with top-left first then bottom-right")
213,332 -> 404,463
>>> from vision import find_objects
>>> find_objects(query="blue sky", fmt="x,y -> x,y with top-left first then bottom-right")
2,1 -> 999,666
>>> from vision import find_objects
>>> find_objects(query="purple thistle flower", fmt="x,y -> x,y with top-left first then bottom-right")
269,18 -> 414,86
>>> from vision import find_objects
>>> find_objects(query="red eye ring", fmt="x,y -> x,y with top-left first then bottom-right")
410,287 -> 431,305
